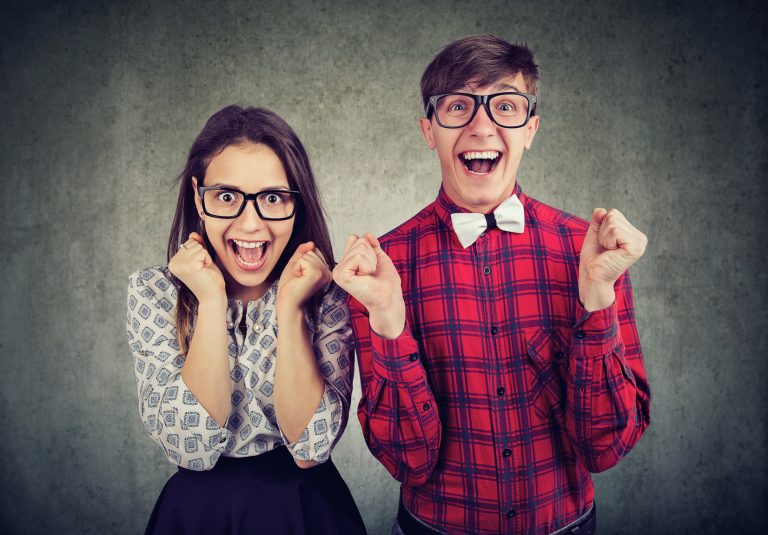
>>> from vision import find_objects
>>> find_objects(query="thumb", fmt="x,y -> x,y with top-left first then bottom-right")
586,208 -> 608,236
287,241 -> 315,266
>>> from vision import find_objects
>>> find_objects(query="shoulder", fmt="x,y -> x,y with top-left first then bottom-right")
378,202 -> 436,253
524,193 -> 589,248
315,281 -> 350,330
127,265 -> 178,311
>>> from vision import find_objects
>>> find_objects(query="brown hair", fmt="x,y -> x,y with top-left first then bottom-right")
420,35 -> 540,116
167,105 -> 335,352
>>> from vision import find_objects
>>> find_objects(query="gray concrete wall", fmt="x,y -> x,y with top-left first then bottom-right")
1,0 -> 766,533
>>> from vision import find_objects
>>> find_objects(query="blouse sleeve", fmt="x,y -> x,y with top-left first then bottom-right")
126,267 -> 231,471
281,283 -> 355,463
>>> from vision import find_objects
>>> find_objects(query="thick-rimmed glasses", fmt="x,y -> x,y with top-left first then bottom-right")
426,92 -> 537,129
197,186 -> 301,220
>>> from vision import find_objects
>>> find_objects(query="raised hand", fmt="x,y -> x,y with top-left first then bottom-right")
276,242 -> 332,311
333,233 -> 406,339
168,232 -> 226,305
579,208 -> 648,311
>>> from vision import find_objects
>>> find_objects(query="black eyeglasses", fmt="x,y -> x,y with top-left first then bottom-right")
426,92 -> 537,129
197,186 -> 301,220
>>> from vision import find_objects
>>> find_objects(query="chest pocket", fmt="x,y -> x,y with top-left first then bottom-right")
524,328 -> 569,419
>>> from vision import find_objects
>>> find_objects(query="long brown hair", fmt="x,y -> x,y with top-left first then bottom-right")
167,105 -> 335,352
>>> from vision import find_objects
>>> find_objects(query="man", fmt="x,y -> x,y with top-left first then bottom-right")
334,35 -> 650,534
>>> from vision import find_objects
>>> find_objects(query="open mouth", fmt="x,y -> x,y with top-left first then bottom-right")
460,151 -> 501,175
229,239 -> 269,271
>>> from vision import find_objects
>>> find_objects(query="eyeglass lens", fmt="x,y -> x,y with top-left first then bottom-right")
435,93 -> 530,127
203,189 -> 296,219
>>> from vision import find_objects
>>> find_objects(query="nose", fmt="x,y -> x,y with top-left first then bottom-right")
466,103 -> 495,137
236,199 -> 266,231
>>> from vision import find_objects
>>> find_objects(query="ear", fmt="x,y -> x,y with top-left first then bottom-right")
419,117 -> 436,150
523,115 -> 540,150
191,177 -> 204,217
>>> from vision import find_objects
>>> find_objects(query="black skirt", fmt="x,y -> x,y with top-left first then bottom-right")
145,446 -> 366,535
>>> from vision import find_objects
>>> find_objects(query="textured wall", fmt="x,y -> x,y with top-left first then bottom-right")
1,0 -> 766,533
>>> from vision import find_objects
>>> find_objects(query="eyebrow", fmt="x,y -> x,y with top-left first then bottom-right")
205,183 -> 290,191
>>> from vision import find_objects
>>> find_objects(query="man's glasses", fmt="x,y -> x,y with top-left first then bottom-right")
197,186 -> 301,220
426,92 -> 537,129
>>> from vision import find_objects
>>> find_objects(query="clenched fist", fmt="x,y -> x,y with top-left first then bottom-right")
579,208 -> 648,311
276,242 -> 332,311
168,232 -> 226,305
332,233 -> 406,339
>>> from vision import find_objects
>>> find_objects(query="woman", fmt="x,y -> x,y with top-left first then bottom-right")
126,105 -> 366,534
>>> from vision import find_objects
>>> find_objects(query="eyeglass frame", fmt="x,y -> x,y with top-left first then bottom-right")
425,91 -> 538,129
197,185 -> 302,220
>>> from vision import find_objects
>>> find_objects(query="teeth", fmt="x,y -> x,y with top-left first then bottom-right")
462,151 -> 500,160
233,239 -> 265,249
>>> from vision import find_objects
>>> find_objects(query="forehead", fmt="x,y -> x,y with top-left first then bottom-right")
204,142 -> 289,188
460,72 -> 528,94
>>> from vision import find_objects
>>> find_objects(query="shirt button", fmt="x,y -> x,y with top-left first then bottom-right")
497,386 -> 505,396
409,353 -> 419,362
226,321 -> 234,330
483,266 -> 491,275
575,330 -> 585,339
555,350 -> 565,360
506,509 -> 516,519
502,448 -> 512,457
490,326 -> 498,335
422,403 -> 430,411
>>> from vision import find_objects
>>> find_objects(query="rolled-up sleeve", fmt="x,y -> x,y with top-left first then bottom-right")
281,283 -> 354,463
126,268 -> 230,471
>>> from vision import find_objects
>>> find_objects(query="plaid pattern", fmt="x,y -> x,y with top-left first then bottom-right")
350,183 -> 650,534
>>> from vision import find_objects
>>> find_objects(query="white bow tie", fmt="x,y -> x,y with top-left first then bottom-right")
450,194 -> 525,248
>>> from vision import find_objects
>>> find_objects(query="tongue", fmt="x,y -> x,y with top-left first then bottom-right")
467,158 -> 493,173
236,243 -> 264,263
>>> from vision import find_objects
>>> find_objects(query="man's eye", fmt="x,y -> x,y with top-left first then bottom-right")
497,102 -> 515,112
448,103 -> 467,112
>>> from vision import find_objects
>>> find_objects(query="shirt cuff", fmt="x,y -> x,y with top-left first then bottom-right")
370,319 -> 424,383
571,300 -> 621,358
281,383 -> 342,463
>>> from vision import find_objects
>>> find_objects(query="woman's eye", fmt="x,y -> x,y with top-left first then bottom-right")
265,193 -> 282,204
218,192 -> 235,203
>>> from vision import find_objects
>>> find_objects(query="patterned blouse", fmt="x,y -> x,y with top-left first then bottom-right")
126,265 -> 354,471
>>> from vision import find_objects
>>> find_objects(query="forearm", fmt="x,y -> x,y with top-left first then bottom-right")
180,298 -> 231,426
274,305 -> 325,443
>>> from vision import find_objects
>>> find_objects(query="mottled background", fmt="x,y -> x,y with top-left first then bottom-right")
1,0 -> 766,533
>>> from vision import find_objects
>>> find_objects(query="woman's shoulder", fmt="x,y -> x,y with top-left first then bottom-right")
127,265 -> 178,306
315,282 -> 350,329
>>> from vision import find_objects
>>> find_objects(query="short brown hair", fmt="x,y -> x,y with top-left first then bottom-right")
420,35 -> 539,116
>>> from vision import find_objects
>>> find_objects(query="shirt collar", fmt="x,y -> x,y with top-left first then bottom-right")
433,181 -> 527,236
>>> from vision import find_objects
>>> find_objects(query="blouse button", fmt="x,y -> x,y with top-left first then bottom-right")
226,321 -> 234,330
254,323 -> 263,333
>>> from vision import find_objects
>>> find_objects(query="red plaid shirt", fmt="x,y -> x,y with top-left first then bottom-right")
350,182 -> 650,534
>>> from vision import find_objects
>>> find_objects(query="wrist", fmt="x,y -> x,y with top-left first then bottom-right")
368,297 -> 406,340
578,282 -> 615,312
197,295 -> 228,313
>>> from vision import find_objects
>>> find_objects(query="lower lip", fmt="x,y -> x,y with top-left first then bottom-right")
230,242 -> 269,272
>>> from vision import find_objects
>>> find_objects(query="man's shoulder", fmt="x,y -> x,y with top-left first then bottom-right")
524,193 -> 589,237
378,201 -> 437,249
